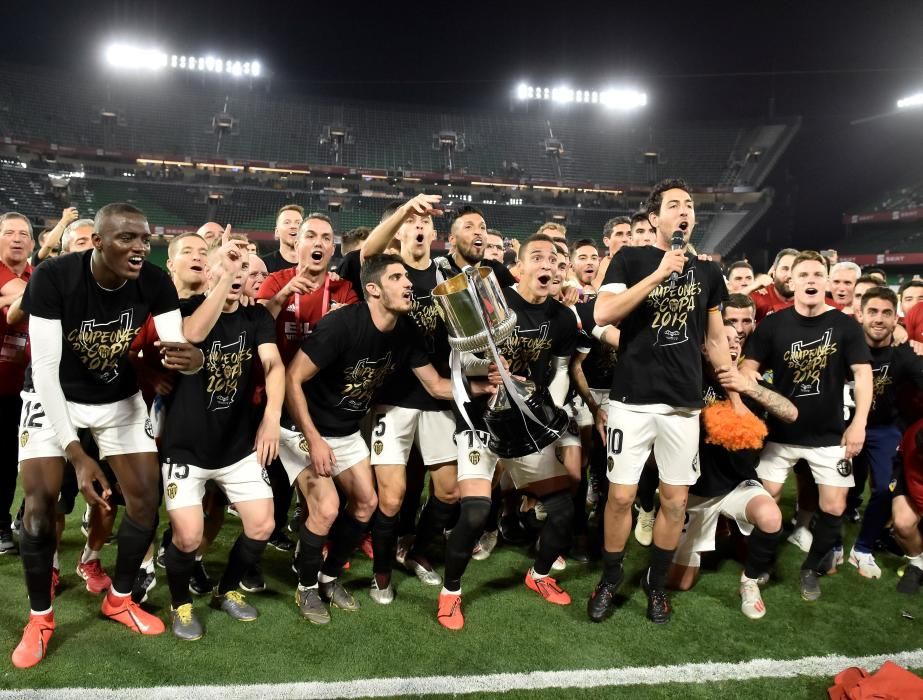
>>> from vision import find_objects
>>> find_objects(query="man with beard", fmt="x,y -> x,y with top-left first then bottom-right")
12,204 -> 201,667
589,178 -> 732,625
570,239 -> 600,297
437,233 -> 580,630
742,251 -> 872,602
284,254 -> 491,625
668,323 -> 795,618
443,206 -> 517,287
261,205 -> 305,274
841,287 -> 923,578
750,248 -> 799,322
359,195 -> 469,601
723,294 -> 757,347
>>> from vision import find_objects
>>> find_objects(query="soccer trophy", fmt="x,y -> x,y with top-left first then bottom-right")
432,265 -> 567,458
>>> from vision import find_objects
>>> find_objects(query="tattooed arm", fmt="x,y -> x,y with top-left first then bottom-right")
715,364 -> 798,423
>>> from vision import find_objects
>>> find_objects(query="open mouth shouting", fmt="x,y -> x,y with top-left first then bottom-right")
127,254 -> 145,273
804,285 -> 819,298
678,221 -> 689,231
310,249 -> 324,263
536,273 -> 552,287
416,233 -> 425,244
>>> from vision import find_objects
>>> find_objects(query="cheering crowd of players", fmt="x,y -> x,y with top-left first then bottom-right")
1,177 -> 923,669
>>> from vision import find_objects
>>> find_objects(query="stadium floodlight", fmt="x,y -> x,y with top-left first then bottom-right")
599,88 -> 647,110
552,86 -> 574,103
514,83 -> 644,109
251,61 -> 261,77
897,92 -> 923,109
105,43 -> 168,70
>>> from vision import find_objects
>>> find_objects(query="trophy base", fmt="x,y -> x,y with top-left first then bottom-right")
484,385 -> 569,459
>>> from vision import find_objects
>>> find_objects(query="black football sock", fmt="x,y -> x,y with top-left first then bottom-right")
486,486 -> 503,533
572,469 -> 589,536
320,513 -> 368,579
165,543 -> 196,608
647,544 -> 675,592
20,529 -> 55,612
802,510 -> 844,573
113,515 -> 155,595
297,523 -> 326,588
267,459 -> 293,533
533,490 -> 574,576
218,534 -> 269,595
601,549 -> 625,585
744,527 -> 783,580
411,496 -> 458,559
638,465 -> 658,513
443,496 -> 491,592
371,509 -> 399,576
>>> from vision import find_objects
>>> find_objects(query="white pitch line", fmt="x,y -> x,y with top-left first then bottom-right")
2,649 -> 921,700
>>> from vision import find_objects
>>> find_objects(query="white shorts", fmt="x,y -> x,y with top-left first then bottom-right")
162,453 -> 273,511
605,401 -> 701,486
569,389 -> 609,429
278,427 -> 369,484
18,391 -> 156,462
369,405 -> 456,466
674,480 -> 769,567
455,428 -> 577,488
756,442 -> 855,488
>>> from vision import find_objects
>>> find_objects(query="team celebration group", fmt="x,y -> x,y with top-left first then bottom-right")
1,177 -> 923,669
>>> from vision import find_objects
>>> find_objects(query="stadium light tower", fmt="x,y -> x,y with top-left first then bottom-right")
104,42 -> 263,78
514,82 -> 646,110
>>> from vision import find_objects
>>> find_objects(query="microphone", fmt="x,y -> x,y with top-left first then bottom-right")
669,230 -> 685,283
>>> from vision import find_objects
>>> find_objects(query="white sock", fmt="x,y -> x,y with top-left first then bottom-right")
109,587 -> 130,598
318,573 -> 335,584
52,550 -> 60,570
740,572 -> 758,583
908,553 -> 923,569
195,554 -> 203,562
31,607 -> 53,616
141,557 -> 154,573
530,567 -> 548,580
298,583 -> 318,591
441,586 -> 460,596
81,546 -> 100,564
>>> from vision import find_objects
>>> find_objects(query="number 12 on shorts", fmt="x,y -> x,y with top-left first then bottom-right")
21,400 -> 46,428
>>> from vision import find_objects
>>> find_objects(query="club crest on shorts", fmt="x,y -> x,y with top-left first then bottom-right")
469,450 -> 480,465
298,436 -> 309,453
19,431 -> 29,447
373,440 -> 383,456
836,459 -> 852,477
144,418 -> 154,439
261,467 -> 271,486
166,482 -> 177,500
889,478 -> 897,493
606,456 -> 614,472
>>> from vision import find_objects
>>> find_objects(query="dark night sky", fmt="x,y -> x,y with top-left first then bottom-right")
3,0 -> 923,250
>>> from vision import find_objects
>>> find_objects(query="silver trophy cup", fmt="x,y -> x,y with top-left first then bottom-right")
432,266 -> 567,458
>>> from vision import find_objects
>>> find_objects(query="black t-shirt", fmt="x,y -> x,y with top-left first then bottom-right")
445,255 -> 517,289
161,297 -> 276,468
299,303 -> 430,437
21,250 -> 179,404
261,249 -> 296,275
377,261 -> 452,411
335,250 -> 364,300
574,297 -> 618,391
863,344 -> 923,427
691,372 -> 764,498
745,307 -> 872,446
601,246 -> 727,408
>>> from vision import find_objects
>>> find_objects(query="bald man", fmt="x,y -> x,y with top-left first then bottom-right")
196,222 -> 224,248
